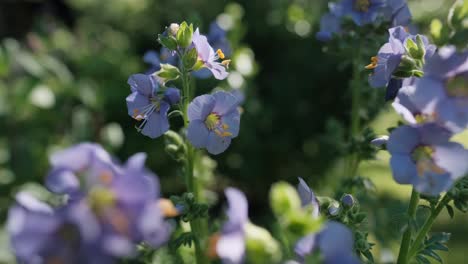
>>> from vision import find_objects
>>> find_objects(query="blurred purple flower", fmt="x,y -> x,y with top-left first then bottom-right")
388,124 -> 468,195
8,192 -> 110,264
411,46 -> 468,132
126,74 -> 179,139
297,177 -> 320,218
329,0 -> 386,26
316,13 -> 342,42
187,91 -> 240,155
37,144 -> 172,261
192,28 -> 229,80
383,0 -> 412,27
295,221 -> 360,264
143,48 -> 178,74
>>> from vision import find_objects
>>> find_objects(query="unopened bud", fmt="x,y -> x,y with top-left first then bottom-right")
269,182 -> 301,217
169,23 -> 180,36
341,194 -> 355,208
328,202 -> 340,216
245,223 -> 282,264
370,135 -> 389,147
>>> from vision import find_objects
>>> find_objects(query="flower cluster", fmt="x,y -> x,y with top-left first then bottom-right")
317,0 -> 411,41
376,45 -> 468,195
8,143 -> 173,263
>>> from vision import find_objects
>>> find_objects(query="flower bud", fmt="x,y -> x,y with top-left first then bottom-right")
327,202 -> 340,216
245,223 -> 282,264
168,23 -> 180,37
176,22 -> 193,48
269,182 -> 301,217
164,88 -> 181,105
341,194 -> 355,208
156,64 -> 180,84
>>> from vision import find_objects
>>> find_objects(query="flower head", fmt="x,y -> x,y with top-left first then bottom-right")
187,91 -> 240,155
367,26 -> 435,100
36,144 -> 172,261
330,0 -> 386,26
411,46 -> 468,132
388,124 -> 468,195
316,13 -> 342,42
294,221 -> 360,264
126,74 -> 179,139
192,28 -> 230,80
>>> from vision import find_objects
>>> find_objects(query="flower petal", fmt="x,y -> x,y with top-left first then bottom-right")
390,154 -> 417,184
206,132 -> 232,155
127,74 -> 155,96
188,94 -> 216,121
213,91 -> 239,116
187,120 -> 210,148
434,142 -> 468,179
387,125 -> 419,154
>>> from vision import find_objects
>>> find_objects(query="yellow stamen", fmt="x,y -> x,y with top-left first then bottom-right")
205,113 -> 220,130
221,59 -> 231,68
216,49 -> 225,60
158,199 -> 179,217
222,124 -> 229,130
365,56 -> 378,70
133,109 -> 143,121
215,130 -> 233,137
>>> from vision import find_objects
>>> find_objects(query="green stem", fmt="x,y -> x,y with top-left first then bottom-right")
406,194 -> 451,260
397,189 -> 420,264
180,61 -> 208,264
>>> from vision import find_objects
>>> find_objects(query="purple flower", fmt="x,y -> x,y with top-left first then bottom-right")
43,144 -> 172,259
316,13 -> 342,42
295,221 -> 360,264
143,48 -> 178,74
216,188 -> 249,264
126,74 -> 179,139
388,124 -> 468,195
330,0 -> 386,26
383,0 -> 412,27
367,26 -> 435,99
192,28 -> 229,80
297,177 -> 320,218
411,46 -> 468,132
8,192 -> 110,264
187,91 -> 240,155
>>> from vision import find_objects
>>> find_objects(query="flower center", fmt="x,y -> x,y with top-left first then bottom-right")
365,56 -> 378,70
205,113 -> 221,130
414,113 -> 437,123
446,73 -> 468,98
354,0 -> 370,12
411,145 -> 445,176
88,187 -> 116,213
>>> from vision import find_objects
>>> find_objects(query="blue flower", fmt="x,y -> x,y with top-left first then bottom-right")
297,177 -> 320,218
143,48 -> 178,74
187,91 -> 240,155
8,192 -> 109,264
192,28 -> 230,80
367,26 -> 435,99
383,0 -> 412,27
41,143 -> 173,260
316,13 -> 342,42
411,46 -> 468,132
126,74 -> 179,139
294,221 -> 360,264
216,188 -> 249,264
388,124 -> 468,195
330,0 -> 386,26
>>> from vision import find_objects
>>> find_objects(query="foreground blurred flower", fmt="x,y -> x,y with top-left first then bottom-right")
367,26 -> 435,100
212,188 -> 281,264
316,13 -> 342,42
187,91 -> 240,155
192,28 -> 230,80
383,0 -> 411,27
388,124 -> 468,195
126,74 -> 180,138
294,221 -> 360,264
412,46 -> 468,132
10,143 -> 172,263
8,192 -> 109,264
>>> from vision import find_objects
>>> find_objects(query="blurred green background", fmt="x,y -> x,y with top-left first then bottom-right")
0,0 -> 465,263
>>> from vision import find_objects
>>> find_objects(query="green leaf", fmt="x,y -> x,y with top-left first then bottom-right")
176,22 -> 193,48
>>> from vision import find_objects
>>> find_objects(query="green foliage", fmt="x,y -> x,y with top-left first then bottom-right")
170,192 -> 209,223
415,233 -> 451,264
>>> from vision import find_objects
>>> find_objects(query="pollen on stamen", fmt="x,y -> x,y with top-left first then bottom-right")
221,59 -> 231,69
99,171 -> 114,185
365,56 -> 378,70
216,49 -> 225,60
